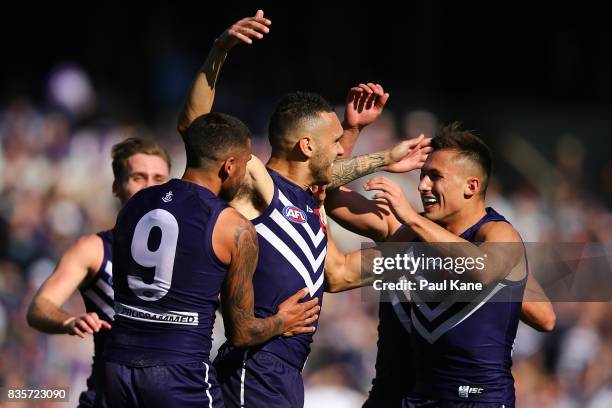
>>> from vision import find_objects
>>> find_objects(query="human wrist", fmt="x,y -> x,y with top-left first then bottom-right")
61,316 -> 76,332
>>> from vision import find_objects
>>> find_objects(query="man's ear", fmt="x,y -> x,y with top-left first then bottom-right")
464,177 -> 481,198
298,136 -> 315,158
221,157 -> 236,180
112,180 -> 119,197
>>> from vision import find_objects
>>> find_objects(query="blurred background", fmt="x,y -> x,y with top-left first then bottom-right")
1,2 -> 611,407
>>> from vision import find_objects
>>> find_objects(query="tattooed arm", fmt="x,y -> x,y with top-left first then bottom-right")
213,208 -> 320,346
327,135 -> 432,190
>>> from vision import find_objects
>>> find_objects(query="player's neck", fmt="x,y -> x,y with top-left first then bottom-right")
181,168 -> 221,195
266,157 -> 311,190
441,201 -> 487,236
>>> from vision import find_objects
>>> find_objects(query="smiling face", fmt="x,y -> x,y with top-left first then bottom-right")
308,111 -> 345,185
418,149 -> 484,223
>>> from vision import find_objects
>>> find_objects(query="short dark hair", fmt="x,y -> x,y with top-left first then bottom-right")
268,91 -> 334,152
182,112 -> 251,169
432,122 -> 492,195
112,137 -> 171,181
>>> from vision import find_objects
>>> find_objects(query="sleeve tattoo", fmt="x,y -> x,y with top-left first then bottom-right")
222,222 -> 282,346
327,151 -> 386,190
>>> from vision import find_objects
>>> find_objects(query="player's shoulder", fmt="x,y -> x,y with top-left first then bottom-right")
217,207 -> 255,232
477,220 -> 522,243
213,207 -> 257,263
63,233 -> 105,274
72,233 -> 104,254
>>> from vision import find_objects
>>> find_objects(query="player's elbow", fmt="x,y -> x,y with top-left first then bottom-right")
26,302 -> 40,330
225,325 -> 259,348
538,311 -> 556,332
324,272 -> 357,293
227,335 -> 250,348
225,329 -> 250,348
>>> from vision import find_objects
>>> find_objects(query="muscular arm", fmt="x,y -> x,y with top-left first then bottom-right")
177,44 -> 228,134
216,209 -> 318,346
26,235 -> 111,337
327,136 -> 431,190
520,273 -> 556,332
324,234 -> 383,293
326,186 -> 401,242
328,151 -> 387,190
177,11 -> 271,135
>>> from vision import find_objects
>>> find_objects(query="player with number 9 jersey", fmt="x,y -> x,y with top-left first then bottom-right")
100,113 -> 320,408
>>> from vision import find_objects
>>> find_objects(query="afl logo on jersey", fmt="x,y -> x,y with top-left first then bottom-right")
283,206 -> 307,224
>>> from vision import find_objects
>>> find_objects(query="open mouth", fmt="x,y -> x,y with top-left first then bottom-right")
421,196 -> 439,210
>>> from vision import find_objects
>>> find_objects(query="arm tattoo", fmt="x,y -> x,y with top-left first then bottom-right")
222,222 -> 282,346
328,151 -> 386,190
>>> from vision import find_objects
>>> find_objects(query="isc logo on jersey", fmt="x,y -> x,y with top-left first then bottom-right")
283,206 -> 307,224
458,385 -> 484,399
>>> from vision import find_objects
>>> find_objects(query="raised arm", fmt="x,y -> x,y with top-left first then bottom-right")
340,83 -> 390,158
177,10 -> 271,134
26,235 -> 112,337
327,135 -> 432,190
214,208 -> 319,346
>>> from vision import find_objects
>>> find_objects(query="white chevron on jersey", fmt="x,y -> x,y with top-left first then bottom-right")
389,288 -> 412,334
255,223 -> 325,296
277,190 -> 325,247
83,288 -> 115,320
411,282 -> 506,343
270,209 -> 327,271
96,272 -> 114,299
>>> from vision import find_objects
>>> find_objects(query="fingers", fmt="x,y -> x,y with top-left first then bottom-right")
303,313 -> 319,325
100,320 -> 112,330
75,318 -> 94,335
403,135 -> 424,148
301,300 -> 321,316
364,177 -> 400,194
242,20 -> 270,35
376,92 -> 390,109
251,9 -> 271,26
285,288 -> 310,303
283,325 -> 316,336
228,30 -> 253,45
72,326 -> 85,338
230,12 -> 272,45
348,83 -> 388,113
421,146 -> 433,154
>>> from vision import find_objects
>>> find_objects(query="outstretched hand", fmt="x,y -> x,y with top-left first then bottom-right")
344,83 -> 390,130
385,135 -> 432,173
215,10 -> 271,52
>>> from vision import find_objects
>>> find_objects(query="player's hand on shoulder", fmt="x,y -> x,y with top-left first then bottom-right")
277,288 -> 320,337
344,83 -> 389,131
215,9 -> 271,52
63,312 -> 111,338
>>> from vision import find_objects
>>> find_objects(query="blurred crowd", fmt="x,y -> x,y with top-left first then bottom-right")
0,83 -> 610,407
